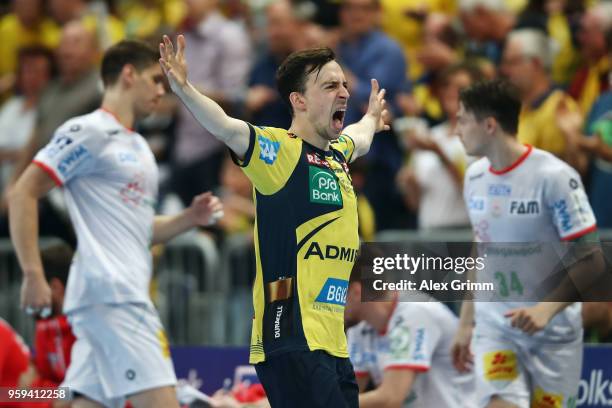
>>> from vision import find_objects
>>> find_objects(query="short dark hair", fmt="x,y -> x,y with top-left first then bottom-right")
101,40 -> 159,87
276,47 -> 336,116
41,243 -> 74,287
459,79 -> 521,135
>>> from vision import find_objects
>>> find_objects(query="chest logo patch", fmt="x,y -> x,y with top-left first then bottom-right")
309,166 -> 343,206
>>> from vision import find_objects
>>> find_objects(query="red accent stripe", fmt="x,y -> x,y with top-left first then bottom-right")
489,144 -> 533,175
99,108 -> 134,132
561,224 -> 597,241
33,160 -> 62,186
355,371 -> 370,378
385,364 -> 429,372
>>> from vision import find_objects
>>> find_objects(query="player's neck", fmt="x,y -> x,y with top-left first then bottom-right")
289,118 -> 330,151
363,301 -> 395,333
101,91 -> 135,130
487,137 -> 527,172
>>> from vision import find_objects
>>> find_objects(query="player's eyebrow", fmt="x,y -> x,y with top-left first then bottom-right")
321,79 -> 348,88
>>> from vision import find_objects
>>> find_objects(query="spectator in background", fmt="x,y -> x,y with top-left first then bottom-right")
169,0 -> 251,208
0,0 -> 59,96
117,0 -> 186,41
0,21 -> 102,247
48,0 -> 125,49
569,1 -> 612,115
397,62 -> 478,231
246,0 -> 297,129
337,0 -> 413,231
379,0 -> 456,82
459,0 -> 515,65
501,28 -> 582,163
0,47 -> 54,192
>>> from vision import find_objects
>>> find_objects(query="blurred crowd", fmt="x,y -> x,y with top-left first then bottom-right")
0,0 -> 612,241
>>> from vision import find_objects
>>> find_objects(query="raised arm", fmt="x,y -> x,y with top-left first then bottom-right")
159,35 -> 251,158
341,79 -> 389,161
8,164 -> 57,316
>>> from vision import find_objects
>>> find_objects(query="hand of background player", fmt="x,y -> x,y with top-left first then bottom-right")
504,303 -> 555,335
187,192 -> 224,227
159,35 -> 188,93
451,324 -> 474,373
21,273 -> 51,317
365,79 -> 391,133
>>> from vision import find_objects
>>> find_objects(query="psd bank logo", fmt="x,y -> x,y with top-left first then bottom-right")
258,135 -> 279,164
309,167 -> 342,206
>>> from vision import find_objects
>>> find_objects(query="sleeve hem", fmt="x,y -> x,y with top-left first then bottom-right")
341,133 -> 356,163
561,224 -> 597,241
355,371 -> 370,378
384,364 -> 429,372
32,160 -> 63,187
229,123 -> 256,168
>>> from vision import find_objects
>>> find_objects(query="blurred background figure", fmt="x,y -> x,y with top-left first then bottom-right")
337,0 -> 413,231
0,21 -> 101,247
167,0 -> 252,208
245,0 -> 298,129
48,0 -> 125,49
396,62 -> 479,231
569,1 -> 612,115
0,0 -> 59,97
0,46 -> 54,192
0,317 -> 30,392
501,28 -> 581,162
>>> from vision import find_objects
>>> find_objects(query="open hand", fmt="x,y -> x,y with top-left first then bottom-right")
366,79 -> 391,133
159,35 -> 188,93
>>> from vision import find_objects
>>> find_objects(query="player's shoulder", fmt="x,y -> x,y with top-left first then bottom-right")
464,156 -> 489,183
54,110 -> 109,140
531,147 -> 579,179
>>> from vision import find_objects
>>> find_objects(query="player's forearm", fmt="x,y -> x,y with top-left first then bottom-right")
151,212 -> 195,245
535,301 -> 573,318
458,300 -> 475,328
359,388 -> 404,408
343,113 -> 377,159
173,81 -> 249,155
8,187 -> 44,277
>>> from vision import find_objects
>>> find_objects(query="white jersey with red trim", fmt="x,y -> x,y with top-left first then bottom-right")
464,145 -> 596,341
34,109 -> 158,313
347,302 -> 475,408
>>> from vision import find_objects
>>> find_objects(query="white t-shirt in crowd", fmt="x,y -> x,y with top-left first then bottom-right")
412,123 -> 471,229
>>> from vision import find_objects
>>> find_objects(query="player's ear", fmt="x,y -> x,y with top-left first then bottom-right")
289,91 -> 306,113
484,116 -> 497,135
120,64 -> 136,87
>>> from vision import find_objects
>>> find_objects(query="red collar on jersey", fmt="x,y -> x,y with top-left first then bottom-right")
489,144 -> 532,175
99,108 -> 135,133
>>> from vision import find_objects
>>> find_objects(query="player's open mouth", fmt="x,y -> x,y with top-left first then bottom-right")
332,109 -> 346,132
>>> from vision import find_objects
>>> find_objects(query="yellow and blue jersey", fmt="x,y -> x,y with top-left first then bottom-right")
231,124 -> 360,364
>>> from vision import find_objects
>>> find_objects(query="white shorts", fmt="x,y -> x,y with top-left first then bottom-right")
62,303 -> 177,408
472,326 -> 582,408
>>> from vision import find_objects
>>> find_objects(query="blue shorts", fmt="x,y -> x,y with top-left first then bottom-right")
255,350 -> 358,408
